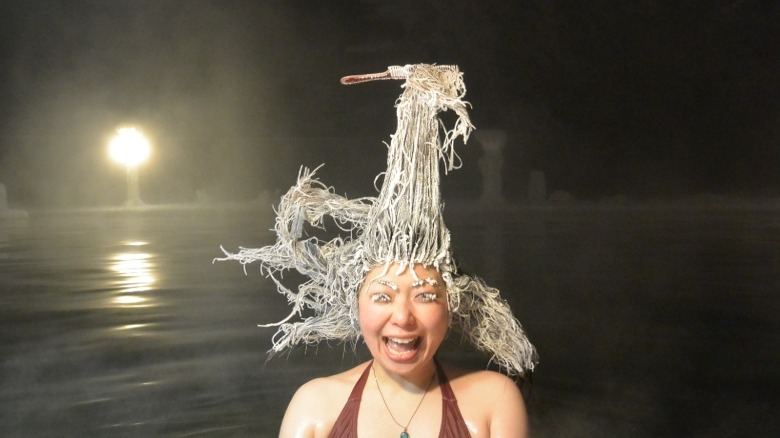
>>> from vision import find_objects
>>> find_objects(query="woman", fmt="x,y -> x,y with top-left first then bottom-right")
218,64 -> 537,437
280,262 -> 529,437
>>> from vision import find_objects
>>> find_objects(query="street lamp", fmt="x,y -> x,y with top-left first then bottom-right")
109,126 -> 151,207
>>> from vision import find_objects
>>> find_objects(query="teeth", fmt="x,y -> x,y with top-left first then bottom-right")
388,337 -> 416,344
385,337 -> 419,359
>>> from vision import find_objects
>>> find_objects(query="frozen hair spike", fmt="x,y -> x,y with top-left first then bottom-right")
216,64 -> 538,376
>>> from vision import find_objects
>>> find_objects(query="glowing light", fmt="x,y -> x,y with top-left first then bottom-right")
109,127 -> 151,168
108,126 -> 152,206
113,295 -> 147,305
108,245 -> 159,316
115,324 -> 151,331
124,241 -> 148,247
111,252 -> 155,293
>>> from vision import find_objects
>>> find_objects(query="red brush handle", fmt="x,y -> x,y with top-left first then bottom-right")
340,65 -> 410,85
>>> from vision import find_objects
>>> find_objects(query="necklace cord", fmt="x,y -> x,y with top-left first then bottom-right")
372,364 -> 436,433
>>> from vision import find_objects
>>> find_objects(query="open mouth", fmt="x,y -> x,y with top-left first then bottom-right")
383,336 -> 421,360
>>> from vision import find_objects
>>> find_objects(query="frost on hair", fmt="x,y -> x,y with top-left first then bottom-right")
215,64 -> 537,376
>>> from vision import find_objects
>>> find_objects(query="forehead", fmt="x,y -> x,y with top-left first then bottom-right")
364,263 -> 443,284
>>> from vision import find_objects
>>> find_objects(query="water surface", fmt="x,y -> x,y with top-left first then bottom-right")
1,204 -> 777,436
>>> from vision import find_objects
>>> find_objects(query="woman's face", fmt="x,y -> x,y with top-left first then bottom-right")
358,263 -> 449,377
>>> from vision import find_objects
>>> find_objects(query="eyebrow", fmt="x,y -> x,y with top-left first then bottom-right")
373,279 -> 398,291
411,277 -> 439,287
370,277 -> 439,290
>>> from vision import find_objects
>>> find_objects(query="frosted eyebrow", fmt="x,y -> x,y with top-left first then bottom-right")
373,279 -> 398,291
411,277 -> 439,287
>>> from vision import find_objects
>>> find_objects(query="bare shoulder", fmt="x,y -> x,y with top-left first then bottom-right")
279,361 -> 371,438
439,362 -> 529,438
440,362 -> 521,394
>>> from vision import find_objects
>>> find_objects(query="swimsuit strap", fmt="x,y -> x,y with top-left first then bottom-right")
328,361 -> 372,438
330,360 -> 470,437
434,357 -> 472,437
434,358 -> 456,401
350,361 -> 373,401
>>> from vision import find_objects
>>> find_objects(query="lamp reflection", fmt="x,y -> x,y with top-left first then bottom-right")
110,241 -> 156,309
115,323 -> 149,331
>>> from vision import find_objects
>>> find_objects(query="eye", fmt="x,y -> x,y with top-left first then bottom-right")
416,292 -> 439,303
370,292 -> 391,303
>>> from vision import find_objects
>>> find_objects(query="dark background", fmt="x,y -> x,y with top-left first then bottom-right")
1,2 -> 779,436
0,0 -> 778,208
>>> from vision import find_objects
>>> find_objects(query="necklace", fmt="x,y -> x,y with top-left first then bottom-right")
372,364 -> 436,438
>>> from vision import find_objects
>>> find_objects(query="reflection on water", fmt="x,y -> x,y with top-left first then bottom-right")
0,206 -> 778,436
111,243 -> 156,309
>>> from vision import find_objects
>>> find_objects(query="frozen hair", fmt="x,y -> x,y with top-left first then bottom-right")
217,64 -> 537,376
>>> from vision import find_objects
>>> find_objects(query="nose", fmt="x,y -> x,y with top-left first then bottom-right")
390,297 -> 415,327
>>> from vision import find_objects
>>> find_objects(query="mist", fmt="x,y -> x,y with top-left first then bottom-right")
0,0 -> 777,209
0,1 -> 305,207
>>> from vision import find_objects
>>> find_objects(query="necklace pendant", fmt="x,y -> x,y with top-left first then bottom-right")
400,432 -> 409,438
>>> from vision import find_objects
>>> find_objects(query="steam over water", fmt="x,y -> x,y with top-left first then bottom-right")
1,205 -> 777,436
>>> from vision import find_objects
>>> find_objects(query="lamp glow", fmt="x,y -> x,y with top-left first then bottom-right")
110,127 -> 151,167
108,126 -> 151,207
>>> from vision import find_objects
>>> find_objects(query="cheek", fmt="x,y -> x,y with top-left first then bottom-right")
435,309 -> 450,335
420,306 -> 449,335
357,297 -> 383,335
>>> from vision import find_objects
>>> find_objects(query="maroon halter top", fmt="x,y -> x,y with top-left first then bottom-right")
328,359 -> 471,437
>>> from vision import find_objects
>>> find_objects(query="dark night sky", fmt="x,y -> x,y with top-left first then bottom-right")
0,0 -> 778,207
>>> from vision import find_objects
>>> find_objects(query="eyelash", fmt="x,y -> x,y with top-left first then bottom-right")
417,292 -> 438,302
369,291 -> 438,303
370,293 -> 391,303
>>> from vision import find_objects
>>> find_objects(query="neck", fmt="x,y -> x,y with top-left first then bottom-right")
372,360 -> 438,392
